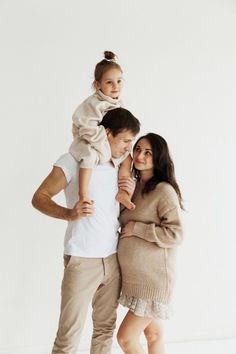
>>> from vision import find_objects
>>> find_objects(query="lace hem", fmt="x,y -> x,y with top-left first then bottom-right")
119,293 -> 173,320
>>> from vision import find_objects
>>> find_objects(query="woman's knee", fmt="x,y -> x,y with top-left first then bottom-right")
144,327 -> 164,344
117,329 -> 134,350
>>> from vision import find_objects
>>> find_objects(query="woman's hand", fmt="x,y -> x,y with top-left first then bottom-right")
120,221 -> 135,238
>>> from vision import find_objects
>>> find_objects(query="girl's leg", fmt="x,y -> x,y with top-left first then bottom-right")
116,155 -> 135,210
144,319 -> 166,354
116,189 -> 135,210
79,168 -> 92,203
117,311 -> 152,354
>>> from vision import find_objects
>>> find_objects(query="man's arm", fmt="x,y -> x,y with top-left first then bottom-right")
32,166 -> 93,221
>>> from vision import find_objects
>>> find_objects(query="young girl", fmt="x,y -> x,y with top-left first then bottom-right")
117,133 -> 184,354
69,51 -> 135,210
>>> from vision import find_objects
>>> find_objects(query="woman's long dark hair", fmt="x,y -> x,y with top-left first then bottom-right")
133,133 -> 184,210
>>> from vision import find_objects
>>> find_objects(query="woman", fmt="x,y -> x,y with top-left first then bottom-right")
117,133 -> 184,354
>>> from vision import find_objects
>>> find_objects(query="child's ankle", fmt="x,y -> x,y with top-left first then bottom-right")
79,195 -> 89,201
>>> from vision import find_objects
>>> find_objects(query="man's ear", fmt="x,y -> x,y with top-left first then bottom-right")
105,128 -> 111,136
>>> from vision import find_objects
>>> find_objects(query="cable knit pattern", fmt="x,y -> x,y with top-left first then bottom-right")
118,181 -> 183,317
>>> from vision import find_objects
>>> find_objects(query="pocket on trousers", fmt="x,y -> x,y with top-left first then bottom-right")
63,255 -> 72,268
64,255 -> 82,271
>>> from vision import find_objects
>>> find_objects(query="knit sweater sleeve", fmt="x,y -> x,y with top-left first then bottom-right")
132,188 -> 183,248
72,95 -> 108,149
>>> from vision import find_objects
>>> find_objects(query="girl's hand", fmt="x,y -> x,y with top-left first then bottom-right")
120,221 -> 135,238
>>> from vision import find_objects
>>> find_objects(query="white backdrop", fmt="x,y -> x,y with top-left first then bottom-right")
0,0 -> 236,352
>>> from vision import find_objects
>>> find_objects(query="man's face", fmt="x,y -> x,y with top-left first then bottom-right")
107,129 -> 136,158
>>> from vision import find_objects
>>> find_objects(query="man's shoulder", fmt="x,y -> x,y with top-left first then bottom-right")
54,153 -> 77,167
54,154 -> 116,174
54,153 -> 78,183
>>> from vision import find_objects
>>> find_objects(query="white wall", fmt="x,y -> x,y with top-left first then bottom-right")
0,0 -> 236,352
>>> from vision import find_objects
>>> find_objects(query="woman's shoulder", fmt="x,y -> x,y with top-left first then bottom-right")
155,181 -> 175,193
154,182 -> 179,204
136,181 -> 175,195
135,181 -> 178,202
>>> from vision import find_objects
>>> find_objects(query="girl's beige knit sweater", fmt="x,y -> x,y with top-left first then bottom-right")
118,181 -> 183,304
69,91 -> 122,168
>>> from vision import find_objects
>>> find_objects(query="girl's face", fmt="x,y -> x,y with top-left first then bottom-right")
133,138 -> 154,171
95,68 -> 123,99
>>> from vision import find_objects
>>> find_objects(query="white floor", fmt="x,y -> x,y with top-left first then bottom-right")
0,339 -> 236,354
111,338 -> 236,354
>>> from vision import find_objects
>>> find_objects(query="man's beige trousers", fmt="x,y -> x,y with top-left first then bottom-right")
51,253 -> 121,354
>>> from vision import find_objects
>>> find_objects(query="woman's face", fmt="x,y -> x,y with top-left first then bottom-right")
133,138 -> 154,171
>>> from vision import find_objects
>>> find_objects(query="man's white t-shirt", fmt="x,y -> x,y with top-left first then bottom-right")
54,153 -> 120,258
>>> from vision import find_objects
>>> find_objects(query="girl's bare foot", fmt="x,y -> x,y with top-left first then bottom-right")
116,190 -> 135,210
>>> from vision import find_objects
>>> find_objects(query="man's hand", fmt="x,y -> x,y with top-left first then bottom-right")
118,176 -> 136,198
32,166 -> 95,221
69,199 -> 94,221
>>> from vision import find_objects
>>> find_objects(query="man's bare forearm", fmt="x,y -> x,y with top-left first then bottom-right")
32,192 -> 71,221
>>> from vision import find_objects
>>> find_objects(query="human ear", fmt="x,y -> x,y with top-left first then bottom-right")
105,128 -> 111,136
94,81 -> 101,91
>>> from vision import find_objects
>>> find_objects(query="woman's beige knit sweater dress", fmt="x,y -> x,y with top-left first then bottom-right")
118,181 -> 183,319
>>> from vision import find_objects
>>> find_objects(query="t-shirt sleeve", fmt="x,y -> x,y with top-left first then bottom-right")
53,153 -> 77,184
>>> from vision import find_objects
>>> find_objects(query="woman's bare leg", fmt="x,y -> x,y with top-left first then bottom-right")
117,311 -> 152,354
144,319 -> 166,354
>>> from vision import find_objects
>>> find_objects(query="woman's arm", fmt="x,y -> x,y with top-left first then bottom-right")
120,191 -> 183,248
131,206 -> 183,248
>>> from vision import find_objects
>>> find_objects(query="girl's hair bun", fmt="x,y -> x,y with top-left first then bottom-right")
93,51 -> 122,85
104,51 -> 116,61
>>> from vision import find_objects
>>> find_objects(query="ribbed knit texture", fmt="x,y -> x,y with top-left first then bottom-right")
118,181 -> 183,304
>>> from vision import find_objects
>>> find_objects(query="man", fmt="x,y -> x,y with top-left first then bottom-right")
32,108 -> 140,354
